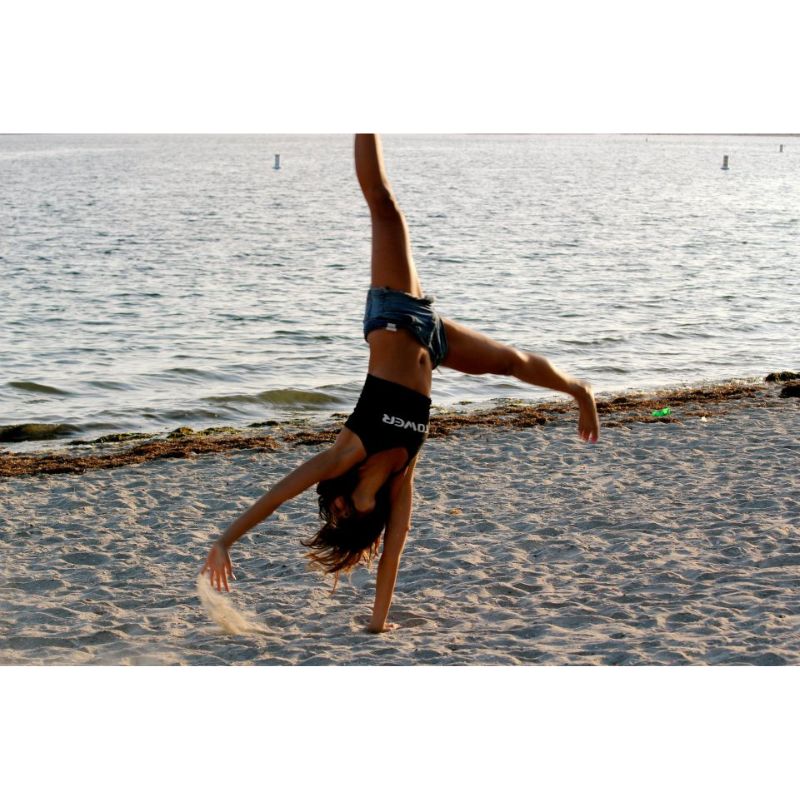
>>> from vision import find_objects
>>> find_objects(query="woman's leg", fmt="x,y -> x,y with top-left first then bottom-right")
441,318 -> 600,442
355,134 -> 423,297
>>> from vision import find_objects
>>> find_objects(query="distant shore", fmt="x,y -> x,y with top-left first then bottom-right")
632,133 -> 800,137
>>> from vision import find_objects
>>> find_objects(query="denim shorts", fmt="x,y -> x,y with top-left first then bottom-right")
363,287 -> 449,368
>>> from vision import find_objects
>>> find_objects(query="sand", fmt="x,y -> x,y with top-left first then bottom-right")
1,385 -> 798,665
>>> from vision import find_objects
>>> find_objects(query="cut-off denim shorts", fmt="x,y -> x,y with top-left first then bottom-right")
363,287 -> 449,368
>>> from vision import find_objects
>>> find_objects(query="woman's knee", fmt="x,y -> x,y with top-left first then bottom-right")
500,347 -> 526,377
367,188 -> 402,220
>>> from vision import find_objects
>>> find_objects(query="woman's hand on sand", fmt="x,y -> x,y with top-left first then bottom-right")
201,542 -> 235,592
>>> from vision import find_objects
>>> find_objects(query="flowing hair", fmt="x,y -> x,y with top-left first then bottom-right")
302,466 -> 393,588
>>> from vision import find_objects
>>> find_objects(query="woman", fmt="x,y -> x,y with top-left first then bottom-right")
201,134 -> 599,633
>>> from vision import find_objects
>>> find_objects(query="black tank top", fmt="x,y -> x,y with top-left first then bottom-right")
344,374 -> 431,468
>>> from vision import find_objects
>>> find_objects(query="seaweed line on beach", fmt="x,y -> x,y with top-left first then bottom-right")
1,379 -> 795,479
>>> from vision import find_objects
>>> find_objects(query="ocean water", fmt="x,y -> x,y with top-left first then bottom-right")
2,133 -> 798,447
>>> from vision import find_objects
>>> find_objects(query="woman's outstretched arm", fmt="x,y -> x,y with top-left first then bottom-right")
201,434 -> 364,591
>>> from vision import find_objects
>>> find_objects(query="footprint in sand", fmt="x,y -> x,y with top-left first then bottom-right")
61,552 -> 109,566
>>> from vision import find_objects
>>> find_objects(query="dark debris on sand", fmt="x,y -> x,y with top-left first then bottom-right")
598,383 -> 770,428
779,382 -> 800,399
765,371 -> 800,383
1,433 -> 280,478
0,379 -> 789,479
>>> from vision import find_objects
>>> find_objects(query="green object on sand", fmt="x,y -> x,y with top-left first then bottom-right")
652,407 -> 671,417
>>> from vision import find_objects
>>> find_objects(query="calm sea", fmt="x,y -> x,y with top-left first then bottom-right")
2,134 -> 798,448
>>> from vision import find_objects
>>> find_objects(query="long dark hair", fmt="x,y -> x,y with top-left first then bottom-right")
302,466 -> 393,583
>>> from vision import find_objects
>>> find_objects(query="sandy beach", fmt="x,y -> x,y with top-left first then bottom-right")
1,381 -> 798,665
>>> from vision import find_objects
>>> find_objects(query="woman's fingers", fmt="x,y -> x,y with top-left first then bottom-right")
201,545 -> 234,592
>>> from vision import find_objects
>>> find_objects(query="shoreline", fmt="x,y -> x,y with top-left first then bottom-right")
2,376 -> 796,479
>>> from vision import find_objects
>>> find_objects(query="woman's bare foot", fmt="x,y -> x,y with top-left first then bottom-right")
366,621 -> 398,634
572,381 -> 600,443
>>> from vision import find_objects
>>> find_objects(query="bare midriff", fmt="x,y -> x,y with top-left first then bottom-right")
366,328 -> 433,397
